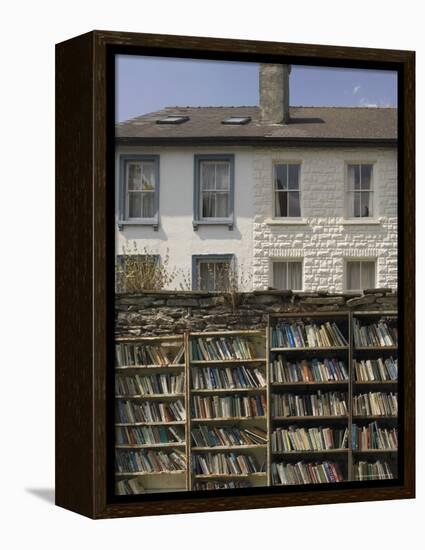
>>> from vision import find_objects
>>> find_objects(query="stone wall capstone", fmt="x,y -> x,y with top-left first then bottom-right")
115,289 -> 397,337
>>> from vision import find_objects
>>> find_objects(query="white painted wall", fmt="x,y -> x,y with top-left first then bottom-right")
252,147 -> 398,291
115,146 -> 255,290
115,145 -> 398,292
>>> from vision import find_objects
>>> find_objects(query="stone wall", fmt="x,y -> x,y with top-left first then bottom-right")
252,147 -> 398,292
115,289 -> 397,337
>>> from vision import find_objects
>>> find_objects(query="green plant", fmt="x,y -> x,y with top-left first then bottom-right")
194,260 -> 251,310
116,242 -> 177,292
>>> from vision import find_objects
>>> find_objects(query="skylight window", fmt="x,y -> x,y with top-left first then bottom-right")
156,115 -> 190,124
221,116 -> 251,125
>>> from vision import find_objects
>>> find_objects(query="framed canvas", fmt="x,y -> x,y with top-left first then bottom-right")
55,30 -> 415,519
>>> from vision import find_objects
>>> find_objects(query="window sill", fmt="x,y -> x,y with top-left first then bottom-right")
342,218 -> 381,226
265,218 -> 308,226
193,219 -> 234,231
118,219 -> 159,231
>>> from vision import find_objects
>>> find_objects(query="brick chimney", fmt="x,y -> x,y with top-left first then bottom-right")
259,64 -> 291,124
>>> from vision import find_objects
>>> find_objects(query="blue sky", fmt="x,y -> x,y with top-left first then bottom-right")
116,55 -> 397,122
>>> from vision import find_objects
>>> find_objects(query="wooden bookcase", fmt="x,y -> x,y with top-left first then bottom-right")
113,311 -> 398,494
351,311 -> 398,482
114,334 -> 188,494
188,330 -> 268,491
268,312 -> 351,485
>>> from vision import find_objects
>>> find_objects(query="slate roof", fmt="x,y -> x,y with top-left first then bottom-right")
116,106 -> 397,144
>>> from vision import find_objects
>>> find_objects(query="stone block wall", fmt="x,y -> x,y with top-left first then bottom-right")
252,147 -> 398,292
115,289 -> 397,338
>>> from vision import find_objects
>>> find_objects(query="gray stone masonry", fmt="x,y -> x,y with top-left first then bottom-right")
115,289 -> 397,337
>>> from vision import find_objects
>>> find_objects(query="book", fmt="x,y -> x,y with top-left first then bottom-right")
271,460 -> 344,485
353,357 -> 398,382
352,422 -> 398,450
115,341 -> 183,367
353,319 -> 398,348
192,453 -> 264,475
354,460 -> 394,480
115,448 -> 187,473
353,392 -> 398,417
191,365 -> 266,390
116,425 -> 185,446
191,336 -> 258,361
115,372 -> 185,396
193,480 -> 250,490
116,399 -> 186,424
191,394 -> 266,419
272,321 -> 348,349
191,426 -> 267,447
272,426 -> 348,452
271,356 -> 348,383
271,391 -> 348,417
115,477 -> 146,495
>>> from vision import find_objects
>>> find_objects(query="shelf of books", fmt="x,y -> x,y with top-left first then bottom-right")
269,312 -> 351,486
188,330 -> 269,491
351,311 -> 398,482
113,310 -> 398,494
114,335 -> 188,495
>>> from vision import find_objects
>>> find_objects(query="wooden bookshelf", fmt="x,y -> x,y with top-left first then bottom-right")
188,329 -> 268,490
114,334 -> 188,494
114,311 -> 398,494
351,311 -> 398,482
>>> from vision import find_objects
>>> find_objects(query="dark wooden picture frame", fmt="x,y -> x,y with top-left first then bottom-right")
56,30 -> 415,519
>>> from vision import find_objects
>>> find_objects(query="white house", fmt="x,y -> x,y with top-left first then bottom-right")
115,64 -> 397,293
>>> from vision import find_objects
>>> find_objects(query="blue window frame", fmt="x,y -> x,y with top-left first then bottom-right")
193,154 -> 235,231
118,154 -> 160,230
191,254 -> 235,291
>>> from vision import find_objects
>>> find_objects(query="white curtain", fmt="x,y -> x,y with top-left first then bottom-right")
201,162 -> 229,218
273,262 -> 287,290
347,261 -> 361,290
273,262 -> 302,290
288,262 -> 302,290
127,161 -> 155,218
361,261 -> 375,289
347,261 -> 375,290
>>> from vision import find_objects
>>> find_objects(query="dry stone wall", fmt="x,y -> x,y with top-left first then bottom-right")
115,289 -> 397,337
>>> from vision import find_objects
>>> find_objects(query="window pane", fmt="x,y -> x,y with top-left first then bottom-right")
141,162 -> 155,191
129,193 -> 142,218
288,192 -> 301,217
273,262 -> 288,290
275,165 -> 287,190
361,164 -> 372,190
215,192 -> 229,217
347,262 -> 361,290
214,262 -> 230,291
199,262 -> 215,291
199,261 -> 230,291
128,163 -> 143,190
288,165 -> 300,190
360,192 -> 371,217
288,262 -> 302,290
361,262 -> 375,289
275,191 -> 287,217
348,165 -> 361,190
142,193 -> 154,218
201,162 -> 215,190
353,191 -> 361,217
215,163 -> 230,190
202,192 -> 215,217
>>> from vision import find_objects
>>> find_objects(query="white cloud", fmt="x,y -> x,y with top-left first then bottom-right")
358,97 -> 377,107
353,85 -> 361,94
